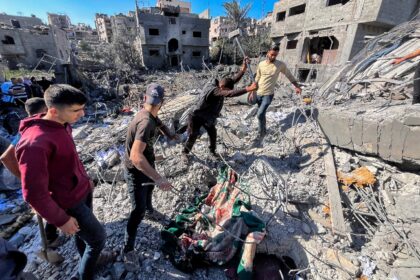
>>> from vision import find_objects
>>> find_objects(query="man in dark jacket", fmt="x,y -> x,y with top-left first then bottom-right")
182,58 -> 257,162
16,85 -> 111,280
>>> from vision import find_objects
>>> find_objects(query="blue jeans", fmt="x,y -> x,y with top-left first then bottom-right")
256,94 -> 274,136
67,192 -> 106,280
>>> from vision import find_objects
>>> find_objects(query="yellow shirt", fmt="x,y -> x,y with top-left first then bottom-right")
255,60 -> 297,96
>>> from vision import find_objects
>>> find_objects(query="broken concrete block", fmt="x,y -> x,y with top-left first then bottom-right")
325,248 -> 360,276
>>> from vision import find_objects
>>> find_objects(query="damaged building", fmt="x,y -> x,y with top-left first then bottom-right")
134,4 -> 210,68
270,0 -> 419,82
0,14 -> 71,69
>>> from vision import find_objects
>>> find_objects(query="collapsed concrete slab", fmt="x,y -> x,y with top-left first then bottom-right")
316,103 -> 420,170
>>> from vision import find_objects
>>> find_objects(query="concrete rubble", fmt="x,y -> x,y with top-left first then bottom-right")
1,18 -> 419,280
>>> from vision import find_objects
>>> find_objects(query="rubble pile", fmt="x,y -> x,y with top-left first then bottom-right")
320,19 -> 420,105
1,20 -> 419,280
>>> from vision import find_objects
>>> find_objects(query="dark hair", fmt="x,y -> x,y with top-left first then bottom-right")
220,78 -> 234,90
270,45 -> 280,52
25,97 -> 47,116
44,84 -> 88,108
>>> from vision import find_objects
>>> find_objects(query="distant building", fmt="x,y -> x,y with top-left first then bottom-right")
209,16 -> 234,43
0,13 -> 43,29
0,15 -> 70,69
270,0 -> 419,82
95,14 -> 113,43
48,13 -> 71,29
156,0 -> 191,13
111,13 -> 137,41
135,5 -> 210,69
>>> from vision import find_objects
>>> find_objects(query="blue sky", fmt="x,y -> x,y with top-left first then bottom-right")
0,0 -> 277,27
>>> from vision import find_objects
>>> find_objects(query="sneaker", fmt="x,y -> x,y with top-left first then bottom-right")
123,250 -> 141,272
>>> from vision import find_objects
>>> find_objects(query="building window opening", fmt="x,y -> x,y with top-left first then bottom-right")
149,49 -> 160,56
182,30 -> 186,34
169,18 -> 176,24
192,51 -> 201,57
193,31 -> 202,38
149,28 -> 160,36
301,36 -> 339,64
327,0 -> 350,6
276,11 -> 286,21
289,4 -> 306,16
36,49 -> 47,58
2,35 -> 15,45
298,69 -> 317,82
286,40 -> 298,49
168,38 -> 179,52
10,19 -> 21,28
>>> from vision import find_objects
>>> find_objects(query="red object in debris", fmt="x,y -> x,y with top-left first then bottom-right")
121,107 -> 132,113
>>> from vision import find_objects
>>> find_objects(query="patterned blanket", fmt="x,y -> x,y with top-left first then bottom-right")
161,167 -> 266,280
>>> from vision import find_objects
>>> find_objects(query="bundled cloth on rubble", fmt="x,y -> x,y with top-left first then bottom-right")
161,167 -> 265,280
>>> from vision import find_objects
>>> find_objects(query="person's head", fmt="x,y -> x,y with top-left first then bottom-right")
144,83 -> 164,110
30,76 -> 36,83
41,77 -> 46,81
24,97 -> 47,116
219,78 -> 235,90
17,77 -> 23,84
11,77 -> 17,84
44,84 -> 87,124
267,45 -> 280,62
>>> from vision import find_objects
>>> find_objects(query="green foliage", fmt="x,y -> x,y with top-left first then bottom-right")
223,0 -> 252,29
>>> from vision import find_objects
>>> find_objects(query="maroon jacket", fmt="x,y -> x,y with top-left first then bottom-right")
16,114 -> 91,227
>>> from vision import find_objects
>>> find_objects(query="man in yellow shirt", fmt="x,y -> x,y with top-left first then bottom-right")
255,45 -> 302,140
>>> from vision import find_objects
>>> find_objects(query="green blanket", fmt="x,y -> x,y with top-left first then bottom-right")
161,167 -> 266,280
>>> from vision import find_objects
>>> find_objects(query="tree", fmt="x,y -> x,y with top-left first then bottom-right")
223,0 -> 252,29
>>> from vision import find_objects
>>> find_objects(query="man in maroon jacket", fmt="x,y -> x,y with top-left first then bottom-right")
16,85 -> 110,280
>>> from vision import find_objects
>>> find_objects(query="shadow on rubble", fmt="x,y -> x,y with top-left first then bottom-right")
278,109 -> 309,133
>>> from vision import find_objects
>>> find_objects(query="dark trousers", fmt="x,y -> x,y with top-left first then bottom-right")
183,115 -> 217,154
67,192 -> 106,280
45,223 -> 58,243
256,94 -> 274,136
124,168 -> 154,252
414,63 -> 420,104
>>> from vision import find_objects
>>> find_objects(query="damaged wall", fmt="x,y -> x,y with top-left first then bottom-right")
270,0 -> 418,82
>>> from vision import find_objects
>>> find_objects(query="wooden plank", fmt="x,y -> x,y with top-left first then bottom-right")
326,248 -> 359,276
324,145 -> 347,236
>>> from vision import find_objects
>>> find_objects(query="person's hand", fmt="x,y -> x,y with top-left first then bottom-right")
155,177 -> 172,191
241,57 -> 250,72
89,179 -> 95,191
59,217 -> 79,235
295,87 -> 302,95
391,58 -> 405,65
246,82 -> 258,92
245,231 -> 266,244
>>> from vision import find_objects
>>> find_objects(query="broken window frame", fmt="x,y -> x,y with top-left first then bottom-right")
192,51 -> 201,57
276,11 -> 286,22
326,0 -> 350,6
149,28 -> 160,36
149,49 -> 160,56
289,4 -> 306,16
286,40 -> 298,49
2,35 -> 15,45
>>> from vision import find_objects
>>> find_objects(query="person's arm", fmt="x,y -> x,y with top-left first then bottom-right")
18,146 -> 72,229
129,140 -> 171,190
392,49 -> 420,64
156,118 -> 177,140
0,145 -> 20,178
232,57 -> 250,84
280,63 -> 302,94
255,64 -> 261,84
214,83 -> 258,98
